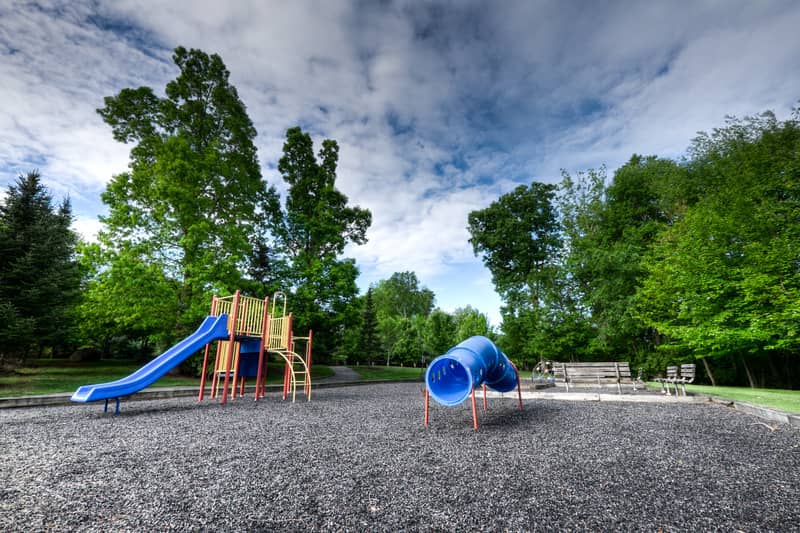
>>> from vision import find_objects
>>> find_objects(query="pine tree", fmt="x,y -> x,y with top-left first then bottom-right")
357,288 -> 380,363
0,171 -> 80,362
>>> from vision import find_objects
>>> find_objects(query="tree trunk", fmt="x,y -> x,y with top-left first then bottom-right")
740,355 -> 756,388
700,356 -> 716,387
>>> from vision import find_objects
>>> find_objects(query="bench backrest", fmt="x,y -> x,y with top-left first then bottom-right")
665,366 -> 678,379
562,362 -> 632,381
679,363 -> 696,382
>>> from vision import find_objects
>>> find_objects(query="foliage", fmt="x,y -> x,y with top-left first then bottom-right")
452,306 -> 491,340
372,271 -> 434,320
471,108 -> 800,388
267,127 -> 372,359
637,111 -> 800,387
91,46 -> 273,349
0,171 -> 80,363
356,288 -> 380,363
423,308 -> 457,357
561,158 -> 685,359
468,182 -> 562,366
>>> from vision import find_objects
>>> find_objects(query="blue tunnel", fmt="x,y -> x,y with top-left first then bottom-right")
425,336 -> 519,406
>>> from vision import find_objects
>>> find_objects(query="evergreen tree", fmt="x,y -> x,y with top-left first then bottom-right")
357,288 -> 380,363
0,171 -> 80,362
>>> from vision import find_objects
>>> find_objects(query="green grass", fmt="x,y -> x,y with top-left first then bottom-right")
349,365 -> 424,381
684,384 -> 800,414
0,359 -> 334,398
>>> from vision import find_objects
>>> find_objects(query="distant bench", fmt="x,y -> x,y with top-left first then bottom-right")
554,361 -> 639,394
656,363 -> 696,396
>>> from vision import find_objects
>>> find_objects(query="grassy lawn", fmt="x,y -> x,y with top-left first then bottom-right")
0,359 -> 333,398
349,365 -> 424,381
684,384 -> 800,414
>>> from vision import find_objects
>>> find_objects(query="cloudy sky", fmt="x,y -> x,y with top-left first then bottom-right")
2,1 -> 799,326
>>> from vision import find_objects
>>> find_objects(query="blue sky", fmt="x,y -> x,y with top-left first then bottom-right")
2,1 -> 799,326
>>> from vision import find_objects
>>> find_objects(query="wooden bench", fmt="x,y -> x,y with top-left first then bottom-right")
656,364 -> 696,396
655,365 -> 678,395
675,363 -> 696,396
558,361 -> 637,394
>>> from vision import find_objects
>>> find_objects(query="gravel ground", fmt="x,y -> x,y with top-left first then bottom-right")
1,383 -> 798,532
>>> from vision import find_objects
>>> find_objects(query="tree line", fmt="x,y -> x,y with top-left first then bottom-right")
468,110 -> 800,388
2,45 -> 797,388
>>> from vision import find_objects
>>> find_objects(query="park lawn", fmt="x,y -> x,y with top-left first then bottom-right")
0,359 -> 333,398
350,365 -> 424,381
684,384 -> 800,414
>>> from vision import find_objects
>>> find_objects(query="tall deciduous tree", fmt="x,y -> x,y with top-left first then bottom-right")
268,127 -> 372,357
562,158 -> 685,361
0,171 -> 80,362
468,183 -> 561,307
468,182 -> 561,364
372,271 -> 435,321
93,46 -> 274,342
424,308 -> 457,357
637,111 -> 800,387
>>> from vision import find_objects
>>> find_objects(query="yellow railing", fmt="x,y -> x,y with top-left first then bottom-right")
268,315 -> 291,351
215,294 -> 266,337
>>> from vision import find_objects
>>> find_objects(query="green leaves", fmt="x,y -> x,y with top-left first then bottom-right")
267,127 -> 372,356
88,46 -> 277,349
468,182 -> 561,305
637,111 -> 800,365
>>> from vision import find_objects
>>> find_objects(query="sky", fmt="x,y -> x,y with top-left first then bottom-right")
1,1 -> 799,327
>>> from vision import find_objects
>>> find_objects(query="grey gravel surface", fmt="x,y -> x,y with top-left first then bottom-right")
1,383 -> 798,532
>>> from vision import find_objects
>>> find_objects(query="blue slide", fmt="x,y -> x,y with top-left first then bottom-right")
425,335 -> 518,406
71,314 -> 230,404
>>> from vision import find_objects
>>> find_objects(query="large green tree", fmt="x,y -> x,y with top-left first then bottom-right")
561,158 -> 685,362
268,127 -> 372,358
468,182 -> 561,365
91,46 -> 273,344
637,111 -> 800,387
370,271 -> 435,362
0,171 -> 80,362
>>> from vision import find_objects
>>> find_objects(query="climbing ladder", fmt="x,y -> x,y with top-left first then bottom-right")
266,292 -> 312,402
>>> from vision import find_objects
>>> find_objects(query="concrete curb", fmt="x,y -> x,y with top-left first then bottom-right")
484,388 -> 799,427
702,395 -> 800,429
486,390 -> 704,403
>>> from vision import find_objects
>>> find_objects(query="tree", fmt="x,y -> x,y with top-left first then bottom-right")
452,306 -> 491,340
370,271 -> 435,362
423,308 -> 457,357
468,183 -> 561,308
0,171 -> 80,362
561,159 -> 685,362
468,182 -> 561,365
637,111 -> 800,387
356,288 -> 380,363
93,46 -> 273,344
268,127 -> 372,358
372,271 -> 435,320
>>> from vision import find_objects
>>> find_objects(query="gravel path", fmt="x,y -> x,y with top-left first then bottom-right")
1,383 -> 798,532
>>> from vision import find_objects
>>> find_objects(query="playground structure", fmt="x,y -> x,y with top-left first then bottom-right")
199,291 -> 313,404
424,336 -> 522,430
71,290 -> 312,414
